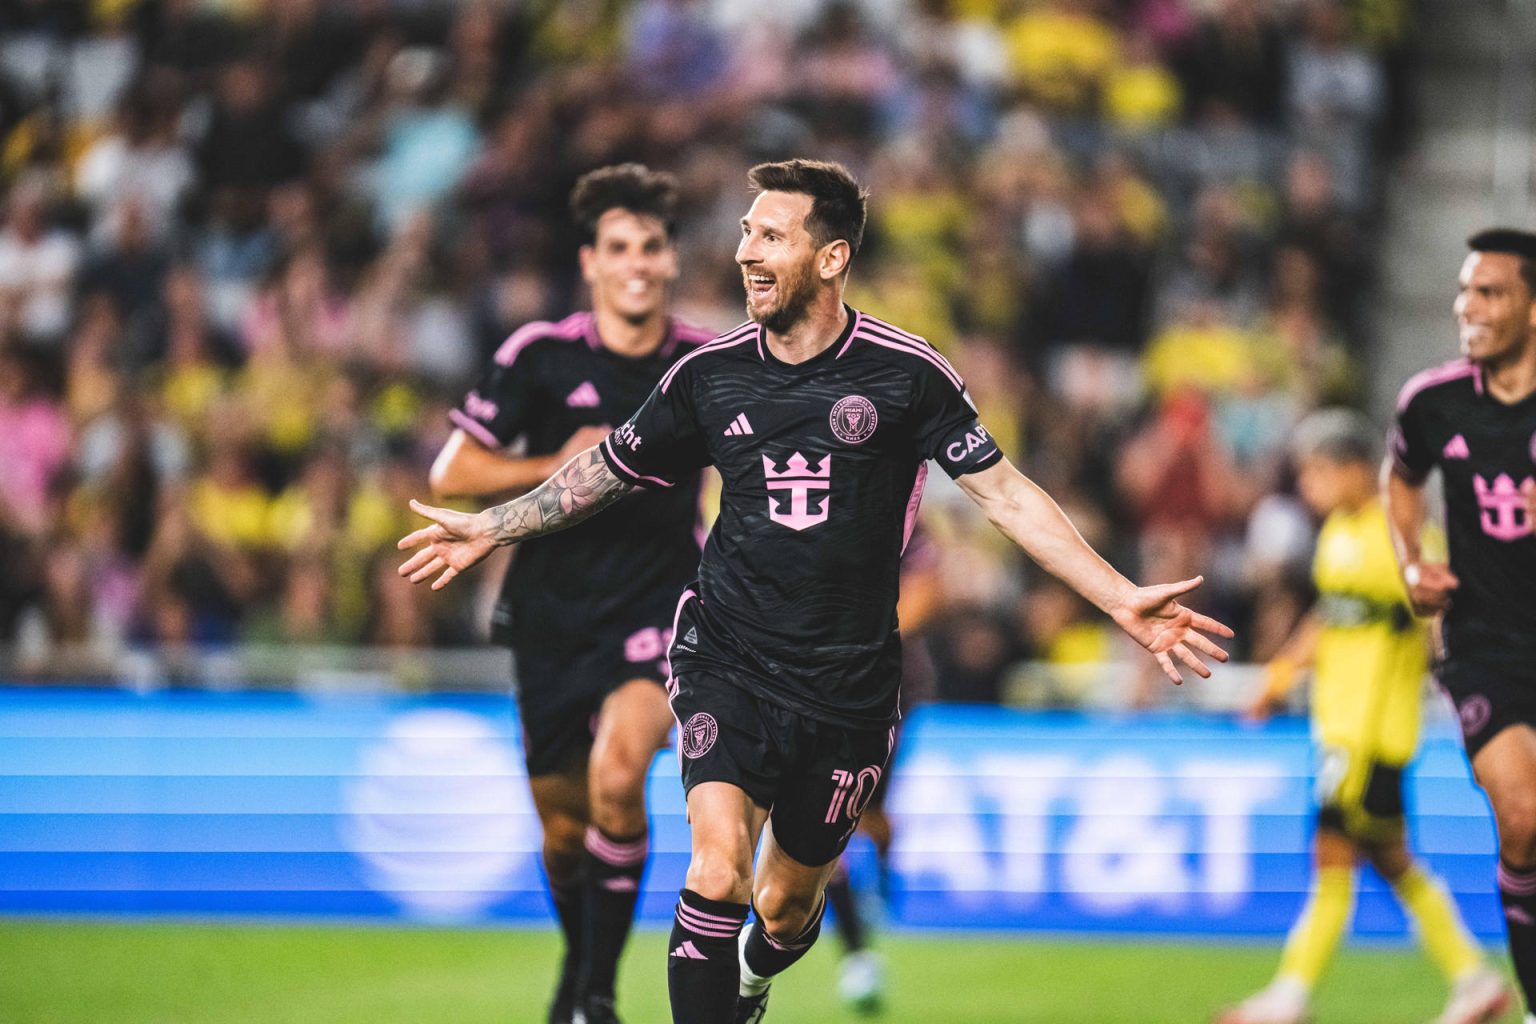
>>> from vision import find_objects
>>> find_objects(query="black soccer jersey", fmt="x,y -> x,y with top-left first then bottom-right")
600,308 -> 1004,727
1390,358 -> 1536,669
452,312 -> 715,650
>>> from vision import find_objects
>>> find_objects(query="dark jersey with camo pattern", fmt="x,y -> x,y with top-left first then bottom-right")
600,307 -> 1003,727
452,312 -> 714,651
1389,357 -> 1536,671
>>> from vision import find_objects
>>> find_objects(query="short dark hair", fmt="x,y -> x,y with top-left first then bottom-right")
1468,227 -> 1536,293
570,163 -> 678,244
747,159 -> 869,257
1291,407 -> 1378,467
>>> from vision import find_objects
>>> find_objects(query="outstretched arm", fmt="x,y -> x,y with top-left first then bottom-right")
397,445 -> 632,590
956,458 -> 1233,683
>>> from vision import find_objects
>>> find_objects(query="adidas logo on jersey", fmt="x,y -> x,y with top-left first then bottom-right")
670,941 -> 707,960
684,627 -> 698,645
723,413 -> 754,436
1443,433 -> 1470,459
566,381 -> 601,408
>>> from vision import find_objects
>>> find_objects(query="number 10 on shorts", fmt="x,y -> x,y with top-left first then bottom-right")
825,766 -> 883,824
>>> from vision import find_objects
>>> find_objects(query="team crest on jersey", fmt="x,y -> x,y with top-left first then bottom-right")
829,396 -> 878,444
1459,695 -> 1492,737
680,712 -> 718,759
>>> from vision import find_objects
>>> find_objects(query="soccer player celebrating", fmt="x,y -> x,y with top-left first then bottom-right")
429,164 -> 714,1024
1385,228 -> 1536,1024
1220,409 -> 1508,1024
399,159 -> 1233,1024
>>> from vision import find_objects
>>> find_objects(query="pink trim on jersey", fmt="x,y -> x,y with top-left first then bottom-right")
602,436 -> 676,488
855,321 -> 967,392
448,408 -> 502,450
580,315 -> 603,351
836,310 -> 865,358
1395,359 -> 1477,411
666,586 -> 697,690
901,462 -> 928,554
492,312 -> 591,367
658,322 -> 756,393
662,318 -> 719,360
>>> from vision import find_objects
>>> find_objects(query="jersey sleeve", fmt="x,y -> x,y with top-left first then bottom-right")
600,367 -> 709,489
449,349 -> 538,450
911,363 -> 1004,478
1387,387 -> 1433,484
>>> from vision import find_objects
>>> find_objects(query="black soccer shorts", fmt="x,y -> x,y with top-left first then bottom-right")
667,670 -> 895,867
1438,656 -> 1536,760
512,623 -> 673,777
1314,745 -> 1406,844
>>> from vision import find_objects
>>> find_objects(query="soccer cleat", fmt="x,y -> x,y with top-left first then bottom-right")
1430,966 -> 1512,1024
1214,978 -> 1310,1024
581,994 -> 622,1024
838,950 -> 885,1015
735,989 -> 771,1024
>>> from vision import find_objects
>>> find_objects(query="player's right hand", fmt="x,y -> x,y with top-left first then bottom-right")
554,425 -> 612,469
1404,560 -> 1458,616
397,499 -> 498,590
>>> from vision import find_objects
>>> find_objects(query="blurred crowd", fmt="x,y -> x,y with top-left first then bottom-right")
0,0 -> 1414,700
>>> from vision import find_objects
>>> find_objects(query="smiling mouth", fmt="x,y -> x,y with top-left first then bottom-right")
745,274 -> 775,301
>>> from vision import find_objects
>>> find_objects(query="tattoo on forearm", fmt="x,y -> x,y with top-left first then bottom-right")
489,446 -> 632,545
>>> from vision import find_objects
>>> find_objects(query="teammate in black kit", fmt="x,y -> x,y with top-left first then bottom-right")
1385,229 -> 1536,1023
429,164 -> 713,1024
398,160 -> 1233,1024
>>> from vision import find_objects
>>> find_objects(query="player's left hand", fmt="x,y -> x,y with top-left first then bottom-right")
1109,575 -> 1234,684
396,499 -> 498,590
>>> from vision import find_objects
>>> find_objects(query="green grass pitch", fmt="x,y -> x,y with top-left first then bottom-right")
0,919 -> 1511,1023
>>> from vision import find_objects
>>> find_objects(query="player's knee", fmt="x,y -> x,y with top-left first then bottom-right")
589,748 -> 650,811
752,880 -> 821,939
1494,795 -> 1536,867
684,849 -> 752,904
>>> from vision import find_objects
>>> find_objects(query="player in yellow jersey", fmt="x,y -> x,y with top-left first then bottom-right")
1219,409 -> 1511,1024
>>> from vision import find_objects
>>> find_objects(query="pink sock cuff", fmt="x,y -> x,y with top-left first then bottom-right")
1498,861 -> 1536,897
585,826 -> 648,867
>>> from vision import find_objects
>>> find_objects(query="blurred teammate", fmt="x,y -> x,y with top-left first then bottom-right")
1220,409 -> 1507,1024
429,164 -> 713,1024
1386,229 -> 1536,1024
398,158 -> 1233,1024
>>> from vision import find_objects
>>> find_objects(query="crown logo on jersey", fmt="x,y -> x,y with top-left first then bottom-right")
1473,473 -> 1533,542
763,452 -> 831,531
566,381 -> 601,408
1443,434 -> 1470,460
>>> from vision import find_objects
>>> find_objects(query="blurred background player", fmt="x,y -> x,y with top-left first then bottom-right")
1219,408 -> 1508,1024
823,524 -> 942,1015
1386,229 -> 1536,1024
429,164 -> 713,1024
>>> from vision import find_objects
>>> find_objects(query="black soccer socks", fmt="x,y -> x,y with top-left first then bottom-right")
668,888 -> 749,1024
581,827 -> 648,1000
1499,860 -> 1536,1009
742,893 -> 827,985
548,875 -> 584,1020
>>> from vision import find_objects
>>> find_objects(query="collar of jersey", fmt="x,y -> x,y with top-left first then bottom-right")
757,305 -> 858,371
